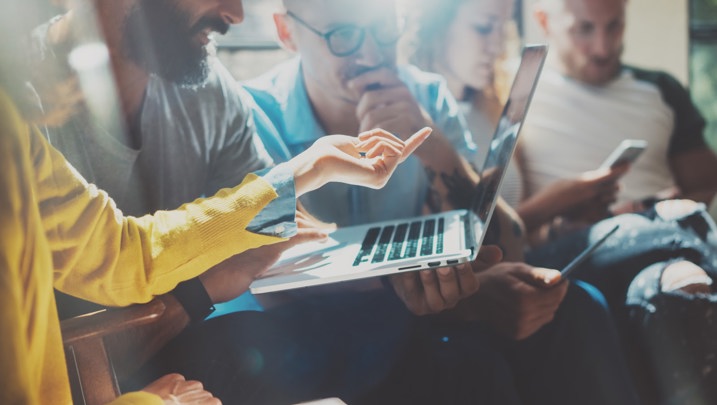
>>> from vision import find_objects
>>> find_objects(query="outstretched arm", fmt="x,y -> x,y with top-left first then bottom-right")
38,122 -> 429,307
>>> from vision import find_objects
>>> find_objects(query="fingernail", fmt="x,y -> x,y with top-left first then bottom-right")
544,270 -> 561,284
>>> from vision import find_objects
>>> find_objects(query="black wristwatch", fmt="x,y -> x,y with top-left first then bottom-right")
170,277 -> 215,324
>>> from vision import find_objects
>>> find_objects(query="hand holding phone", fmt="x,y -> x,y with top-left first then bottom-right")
560,224 -> 620,279
599,139 -> 647,170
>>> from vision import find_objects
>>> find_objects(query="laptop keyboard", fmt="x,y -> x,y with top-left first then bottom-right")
353,218 -> 445,266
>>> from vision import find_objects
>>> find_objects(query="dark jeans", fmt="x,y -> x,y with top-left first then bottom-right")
527,209 -> 717,405
364,281 -> 639,405
526,211 -> 717,314
128,289 -> 414,404
626,262 -> 717,405
127,283 -> 639,405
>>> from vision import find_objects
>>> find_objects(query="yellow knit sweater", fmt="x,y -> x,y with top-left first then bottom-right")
0,90 -> 285,404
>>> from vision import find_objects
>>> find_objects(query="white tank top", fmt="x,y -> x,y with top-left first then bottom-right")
520,68 -> 679,205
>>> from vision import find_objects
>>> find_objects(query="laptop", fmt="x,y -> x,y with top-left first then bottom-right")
250,44 -> 548,294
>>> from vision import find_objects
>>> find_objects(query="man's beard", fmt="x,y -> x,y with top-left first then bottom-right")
584,45 -> 624,86
122,0 -> 229,87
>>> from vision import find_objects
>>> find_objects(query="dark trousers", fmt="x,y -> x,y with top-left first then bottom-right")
527,210 -> 717,405
127,283 -> 639,405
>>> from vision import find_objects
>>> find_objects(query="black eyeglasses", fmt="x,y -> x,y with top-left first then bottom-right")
286,10 -> 404,57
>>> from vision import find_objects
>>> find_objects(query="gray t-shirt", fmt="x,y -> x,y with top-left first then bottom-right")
42,57 -> 273,216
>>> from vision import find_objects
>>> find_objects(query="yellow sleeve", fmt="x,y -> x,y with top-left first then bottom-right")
32,126 -> 288,306
26,124 -> 286,306
0,92 -> 44,405
0,90 -> 74,404
2,90 -> 287,404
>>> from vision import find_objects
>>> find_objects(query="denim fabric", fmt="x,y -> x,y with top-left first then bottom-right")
527,207 -> 717,405
626,262 -> 717,404
128,282 -> 640,405
506,280 -> 639,405
129,289 -> 523,405
246,164 -> 297,238
526,212 -> 717,313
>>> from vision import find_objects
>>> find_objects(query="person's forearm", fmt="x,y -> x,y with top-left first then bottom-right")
517,180 -> 580,233
420,131 -> 481,213
415,131 -> 525,257
284,152 -> 324,197
518,194 -> 564,234
486,200 -> 526,262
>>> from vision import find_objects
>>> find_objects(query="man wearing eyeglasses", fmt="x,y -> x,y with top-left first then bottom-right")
241,0 -> 642,404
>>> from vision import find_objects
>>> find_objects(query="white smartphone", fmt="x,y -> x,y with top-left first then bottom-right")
599,139 -> 647,169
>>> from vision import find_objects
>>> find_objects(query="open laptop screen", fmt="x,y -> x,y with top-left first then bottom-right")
471,45 -> 547,224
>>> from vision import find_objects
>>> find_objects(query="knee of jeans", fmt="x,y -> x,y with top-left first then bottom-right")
613,214 -> 656,230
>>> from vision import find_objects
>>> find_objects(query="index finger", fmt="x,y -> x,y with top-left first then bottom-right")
400,127 -> 433,162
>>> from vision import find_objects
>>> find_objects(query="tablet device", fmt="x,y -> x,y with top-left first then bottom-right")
599,140 -> 647,169
560,224 -> 620,279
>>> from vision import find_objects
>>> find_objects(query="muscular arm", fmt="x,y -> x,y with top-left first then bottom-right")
487,199 -> 526,262
613,146 -> 717,215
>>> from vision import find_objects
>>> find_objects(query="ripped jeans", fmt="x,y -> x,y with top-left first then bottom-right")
526,202 -> 717,405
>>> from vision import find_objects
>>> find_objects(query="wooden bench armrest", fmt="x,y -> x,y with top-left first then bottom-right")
61,298 -> 167,344
61,295 -> 190,405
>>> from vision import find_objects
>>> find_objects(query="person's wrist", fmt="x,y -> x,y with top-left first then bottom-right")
286,151 -> 322,196
170,278 -> 215,324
